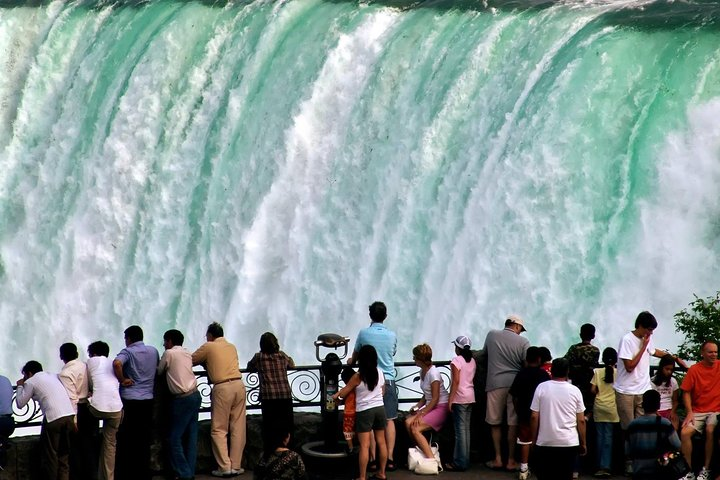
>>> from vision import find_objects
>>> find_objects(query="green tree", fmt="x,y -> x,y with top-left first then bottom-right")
674,291 -> 720,361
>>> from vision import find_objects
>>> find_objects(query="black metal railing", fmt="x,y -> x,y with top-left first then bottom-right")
11,361 -> 450,428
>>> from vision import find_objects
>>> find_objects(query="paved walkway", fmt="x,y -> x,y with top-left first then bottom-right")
177,466 -> 601,479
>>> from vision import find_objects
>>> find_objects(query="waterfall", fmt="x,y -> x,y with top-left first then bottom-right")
1,0 -> 719,373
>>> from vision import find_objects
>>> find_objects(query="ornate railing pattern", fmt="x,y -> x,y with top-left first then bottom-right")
12,361 -> 450,428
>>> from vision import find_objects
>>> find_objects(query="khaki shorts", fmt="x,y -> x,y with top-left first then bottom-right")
616,391 -> 643,430
689,412 -> 719,433
486,387 -> 518,426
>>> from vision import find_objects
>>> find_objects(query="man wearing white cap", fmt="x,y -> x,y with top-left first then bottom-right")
481,315 -> 529,472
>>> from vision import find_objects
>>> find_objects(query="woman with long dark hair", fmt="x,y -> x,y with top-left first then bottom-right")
590,347 -> 619,478
651,354 -> 680,430
333,345 -> 387,480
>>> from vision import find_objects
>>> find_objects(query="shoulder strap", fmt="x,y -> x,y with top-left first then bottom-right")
655,415 -> 663,449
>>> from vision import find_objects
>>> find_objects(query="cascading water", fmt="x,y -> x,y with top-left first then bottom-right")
1,0 -> 719,375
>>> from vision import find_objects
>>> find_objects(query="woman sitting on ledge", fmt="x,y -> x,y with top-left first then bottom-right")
253,428 -> 307,480
405,343 -> 449,461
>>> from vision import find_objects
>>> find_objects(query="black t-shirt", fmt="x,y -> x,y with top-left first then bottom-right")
509,366 -> 551,423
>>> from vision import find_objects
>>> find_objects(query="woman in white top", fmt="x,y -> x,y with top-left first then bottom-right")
86,341 -> 123,480
333,345 -> 387,480
405,343 -> 450,460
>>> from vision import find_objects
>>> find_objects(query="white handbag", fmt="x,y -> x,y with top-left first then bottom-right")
407,443 -> 441,472
414,457 -> 441,475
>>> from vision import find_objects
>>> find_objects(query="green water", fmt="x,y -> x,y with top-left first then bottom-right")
1,0 -> 719,372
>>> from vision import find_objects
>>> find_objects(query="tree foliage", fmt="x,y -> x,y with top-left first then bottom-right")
674,291 -> 720,361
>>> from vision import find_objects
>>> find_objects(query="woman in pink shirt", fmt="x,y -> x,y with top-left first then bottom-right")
446,336 -> 476,471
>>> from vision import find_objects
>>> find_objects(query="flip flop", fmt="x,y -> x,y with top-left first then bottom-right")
485,461 -> 504,471
444,462 -> 464,471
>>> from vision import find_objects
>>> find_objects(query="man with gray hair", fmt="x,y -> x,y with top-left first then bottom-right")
192,322 -> 246,478
482,314 -> 529,471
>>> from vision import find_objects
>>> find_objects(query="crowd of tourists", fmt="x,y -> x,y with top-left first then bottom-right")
0,305 -> 718,480
0,322 -> 250,480
331,306 -> 720,480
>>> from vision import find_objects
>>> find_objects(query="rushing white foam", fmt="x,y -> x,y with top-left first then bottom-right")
227,9 -> 400,344
0,1 -> 719,373
594,99 -> 720,351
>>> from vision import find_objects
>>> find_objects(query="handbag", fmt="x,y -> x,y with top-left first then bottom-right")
407,443 -> 441,472
655,416 -> 690,480
414,457 -> 440,475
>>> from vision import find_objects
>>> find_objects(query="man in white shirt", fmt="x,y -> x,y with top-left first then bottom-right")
158,329 -> 201,480
16,360 -> 75,480
58,342 -> 93,480
86,341 -> 123,480
615,311 -> 683,431
58,343 -> 89,413
530,357 -> 586,480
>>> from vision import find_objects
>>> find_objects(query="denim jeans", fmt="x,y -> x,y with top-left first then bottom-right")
168,391 -> 202,479
452,403 -> 473,470
595,421 -> 614,470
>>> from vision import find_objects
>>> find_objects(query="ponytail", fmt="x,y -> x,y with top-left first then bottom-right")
603,365 -> 614,384
601,347 -> 617,384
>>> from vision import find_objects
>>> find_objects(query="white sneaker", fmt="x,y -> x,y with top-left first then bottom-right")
211,470 -> 235,478
232,469 -> 245,475
683,472 -> 697,480
697,467 -> 710,480
519,468 -> 530,480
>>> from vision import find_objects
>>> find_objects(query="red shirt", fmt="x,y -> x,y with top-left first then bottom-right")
681,361 -> 720,413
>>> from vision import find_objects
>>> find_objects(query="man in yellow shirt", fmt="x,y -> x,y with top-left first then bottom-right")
192,323 -> 246,477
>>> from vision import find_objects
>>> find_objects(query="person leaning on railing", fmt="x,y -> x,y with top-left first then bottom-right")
16,360 -> 75,480
192,322 -> 247,478
246,332 -> 295,453
0,374 -> 14,470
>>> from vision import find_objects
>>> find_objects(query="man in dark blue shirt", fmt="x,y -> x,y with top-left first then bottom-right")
113,325 -> 159,480
626,389 -> 681,480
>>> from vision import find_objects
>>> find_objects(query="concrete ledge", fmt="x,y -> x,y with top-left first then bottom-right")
2,410 -> 474,479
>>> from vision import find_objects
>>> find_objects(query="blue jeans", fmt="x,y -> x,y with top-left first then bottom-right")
595,422 -> 614,470
168,391 -> 201,479
452,403 -> 473,470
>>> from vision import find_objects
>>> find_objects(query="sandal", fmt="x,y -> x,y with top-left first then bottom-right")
445,462 -> 463,471
367,459 -> 378,472
485,460 -> 504,471
386,460 -> 397,472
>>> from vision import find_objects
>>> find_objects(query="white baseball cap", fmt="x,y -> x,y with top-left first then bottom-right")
452,335 -> 471,349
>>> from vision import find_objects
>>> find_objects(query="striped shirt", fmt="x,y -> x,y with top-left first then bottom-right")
626,414 -> 680,476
